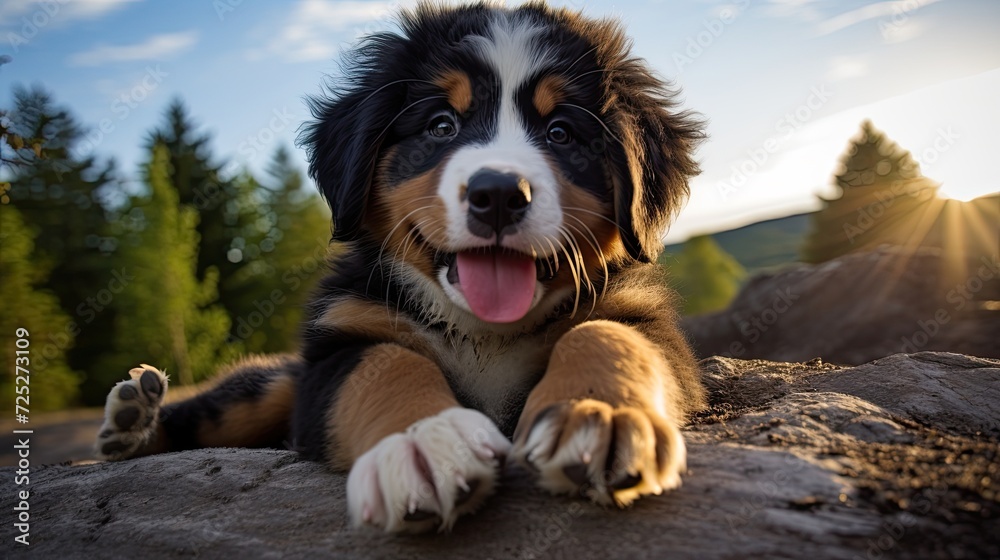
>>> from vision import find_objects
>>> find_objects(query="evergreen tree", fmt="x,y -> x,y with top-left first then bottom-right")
223,146 -> 331,353
2,86 -> 125,404
256,146 -> 331,353
0,204 -> 81,411
108,144 -> 235,385
145,100 -> 262,340
802,120 -> 940,263
662,235 -> 746,315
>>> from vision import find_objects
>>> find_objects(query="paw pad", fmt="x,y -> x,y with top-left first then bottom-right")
95,364 -> 169,461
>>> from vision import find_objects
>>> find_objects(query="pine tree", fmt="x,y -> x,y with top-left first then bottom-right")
108,144 -> 235,385
2,86 -> 125,404
145,100 -> 263,340
222,146 -> 331,353
256,146 -> 331,353
0,204 -> 82,411
802,120 -> 940,263
662,235 -> 746,315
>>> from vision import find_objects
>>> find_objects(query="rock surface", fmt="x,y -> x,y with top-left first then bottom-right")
682,248 -> 1000,364
3,352 -> 998,559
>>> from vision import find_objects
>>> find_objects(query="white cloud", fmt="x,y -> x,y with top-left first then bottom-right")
0,0 -> 138,28
760,0 -> 939,42
262,0 -> 416,62
69,31 -> 198,67
815,0 -> 943,37
879,18 -> 926,44
763,0 -> 826,22
824,55 -> 870,82
710,3 -> 748,20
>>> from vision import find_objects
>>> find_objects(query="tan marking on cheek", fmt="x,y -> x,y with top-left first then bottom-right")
198,375 -> 295,448
435,69 -> 473,114
326,344 -> 459,469
550,179 -> 625,293
371,159 -> 450,278
534,75 -> 568,117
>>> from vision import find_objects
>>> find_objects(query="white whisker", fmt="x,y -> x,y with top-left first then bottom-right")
357,78 -> 436,108
556,103 -> 622,144
374,95 -> 447,144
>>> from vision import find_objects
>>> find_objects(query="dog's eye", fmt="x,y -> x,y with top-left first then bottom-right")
428,114 -> 459,138
546,122 -> 572,145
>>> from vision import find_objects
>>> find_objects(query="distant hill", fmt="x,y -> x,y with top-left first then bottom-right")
663,212 -> 813,274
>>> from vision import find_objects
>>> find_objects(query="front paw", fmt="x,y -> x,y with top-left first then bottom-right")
346,407 -> 511,533
512,399 -> 686,507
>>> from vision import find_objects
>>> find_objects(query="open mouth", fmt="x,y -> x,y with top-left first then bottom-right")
436,247 -> 557,323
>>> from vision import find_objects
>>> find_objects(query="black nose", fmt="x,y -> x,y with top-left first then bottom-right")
465,169 -> 532,239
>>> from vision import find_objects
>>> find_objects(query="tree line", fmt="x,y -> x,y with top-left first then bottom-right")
1,86 -> 329,410
5,85 -> 972,413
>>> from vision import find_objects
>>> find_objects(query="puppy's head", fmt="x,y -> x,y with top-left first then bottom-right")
301,3 -> 703,325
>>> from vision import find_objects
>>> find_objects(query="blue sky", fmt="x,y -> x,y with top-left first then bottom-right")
2,0 -> 998,242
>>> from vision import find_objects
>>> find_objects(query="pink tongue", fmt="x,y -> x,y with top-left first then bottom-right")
456,251 -> 537,323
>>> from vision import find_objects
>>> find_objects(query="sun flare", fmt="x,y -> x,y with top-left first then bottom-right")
938,186 -> 994,203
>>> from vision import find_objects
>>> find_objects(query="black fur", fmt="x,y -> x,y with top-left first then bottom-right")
300,1 -> 704,259
157,356 -> 299,451
292,2 -> 706,457
103,2 -> 706,473
291,345 -> 370,460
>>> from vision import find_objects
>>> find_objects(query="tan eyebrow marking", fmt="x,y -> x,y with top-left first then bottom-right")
434,69 -> 473,113
533,75 -> 568,117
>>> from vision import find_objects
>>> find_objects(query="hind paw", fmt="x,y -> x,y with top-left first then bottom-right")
95,364 -> 168,461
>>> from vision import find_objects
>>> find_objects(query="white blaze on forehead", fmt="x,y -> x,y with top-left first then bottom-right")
439,14 -> 563,255
467,16 -> 553,138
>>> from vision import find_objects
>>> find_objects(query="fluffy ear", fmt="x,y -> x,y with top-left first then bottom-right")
300,53 -> 406,241
608,64 -> 704,262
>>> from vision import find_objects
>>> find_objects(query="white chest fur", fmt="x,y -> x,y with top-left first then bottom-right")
416,327 -> 555,430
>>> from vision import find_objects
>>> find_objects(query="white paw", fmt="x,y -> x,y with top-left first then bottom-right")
95,364 -> 168,460
346,407 -> 511,533
513,399 -> 686,507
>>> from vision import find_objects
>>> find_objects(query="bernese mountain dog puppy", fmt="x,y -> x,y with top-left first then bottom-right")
95,1 -> 707,533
